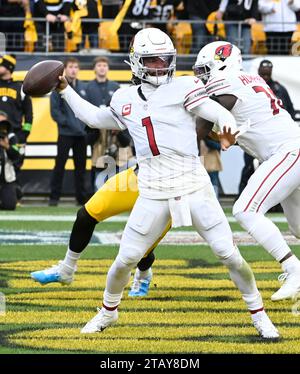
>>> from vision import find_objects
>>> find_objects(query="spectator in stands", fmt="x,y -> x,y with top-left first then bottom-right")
85,56 -> 121,191
149,0 -> 182,34
258,0 -> 300,55
49,57 -> 88,206
209,1 -> 222,12
0,111 -> 22,210
258,59 -> 295,118
184,0 -> 211,53
0,54 -> 33,202
0,0 -> 29,51
117,0 -> 153,52
33,0 -> 72,51
72,0 -> 99,50
216,0 -> 258,54
102,0 -> 122,18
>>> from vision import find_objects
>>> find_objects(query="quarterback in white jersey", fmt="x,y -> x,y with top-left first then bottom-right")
58,29 -> 279,338
195,41 -> 300,302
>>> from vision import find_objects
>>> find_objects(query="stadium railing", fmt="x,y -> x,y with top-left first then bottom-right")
0,17 -> 300,56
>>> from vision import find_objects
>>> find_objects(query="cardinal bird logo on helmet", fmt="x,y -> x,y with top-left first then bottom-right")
214,44 -> 233,61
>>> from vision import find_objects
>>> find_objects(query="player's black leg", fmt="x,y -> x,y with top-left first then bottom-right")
69,206 -> 98,253
137,250 -> 155,271
30,206 -> 99,284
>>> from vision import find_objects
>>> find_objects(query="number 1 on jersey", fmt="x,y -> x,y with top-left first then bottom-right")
252,86 -> 283,115
142,116 -> 160,156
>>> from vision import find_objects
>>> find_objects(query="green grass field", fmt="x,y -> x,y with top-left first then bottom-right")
1,206 -> 300,354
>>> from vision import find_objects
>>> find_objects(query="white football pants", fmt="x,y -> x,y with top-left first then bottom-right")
233,149 -> 300,262
103,184 -> 262,312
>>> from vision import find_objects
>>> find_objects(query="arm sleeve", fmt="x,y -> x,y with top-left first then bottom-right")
19,93 -> 33,142
62,0 -> 73,15
219,0 -> 228,13
34,0 -> 49,16
204,138 -> 221,151
258,0 -> 275,14
50,91 -> 67,125
60,85 -> 124,130
7,134 -> 22,162
22,94 -> 33,125
117,129 -> 132,147
281,86 -> 296,120
250,0 -> 259,19
289,0 -> 300,12
189,98 -> 238,134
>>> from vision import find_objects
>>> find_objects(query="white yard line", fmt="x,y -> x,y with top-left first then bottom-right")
0,230 -> 297,246
0,214 -> 288,223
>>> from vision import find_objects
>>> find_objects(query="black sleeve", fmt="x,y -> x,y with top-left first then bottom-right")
62,1 -> 72,15
250,0 -> 259,19
50,91 -> 67,125
22,94 -> 33,125
35,0 -> 49,16
117,129 -> 132,147
280,86 -> 296,120
6,134 -> 22,162
16,93 -> 33,143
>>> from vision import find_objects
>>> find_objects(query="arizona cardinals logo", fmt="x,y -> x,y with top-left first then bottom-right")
214,44 -> 233,61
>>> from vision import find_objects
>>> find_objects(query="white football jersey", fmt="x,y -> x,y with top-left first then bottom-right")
110,76 -> 211,199
206,71 -> 300,162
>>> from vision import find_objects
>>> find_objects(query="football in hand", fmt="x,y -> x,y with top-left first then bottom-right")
22,60 -> 64,96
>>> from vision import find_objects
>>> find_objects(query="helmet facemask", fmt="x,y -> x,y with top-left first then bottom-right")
140,53 -> 176,85
193,64 -> 211,84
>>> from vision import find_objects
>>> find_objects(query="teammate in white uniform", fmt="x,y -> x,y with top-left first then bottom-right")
57,28 -> 278,338
194,41 -> 300,302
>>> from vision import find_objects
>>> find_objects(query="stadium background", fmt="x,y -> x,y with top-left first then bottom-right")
12,56 -> 300,197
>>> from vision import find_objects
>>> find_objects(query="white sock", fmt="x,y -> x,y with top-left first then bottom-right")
103,290 -> 123,310
134,267 -> 152,281
63,248 -> 80,272
103,255 -> 133,308
282,255 -> 300,273
235,212 -> 291,262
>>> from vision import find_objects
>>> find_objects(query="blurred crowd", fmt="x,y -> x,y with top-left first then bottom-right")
0,0 -> 300,55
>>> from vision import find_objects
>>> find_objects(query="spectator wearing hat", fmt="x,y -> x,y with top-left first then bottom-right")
258,59 -> 296,118
0,54 -> 33,201
0,54 -> 33,144
0,111 -> 22,210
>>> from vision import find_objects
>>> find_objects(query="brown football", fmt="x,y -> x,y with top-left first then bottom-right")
22,60 -> 64,96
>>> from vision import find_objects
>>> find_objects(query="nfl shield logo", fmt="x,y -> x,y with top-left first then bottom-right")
122,104 -> 131,116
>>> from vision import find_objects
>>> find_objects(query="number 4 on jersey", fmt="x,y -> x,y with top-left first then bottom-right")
142,116 -> 160,156
252,86 -> 283,115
